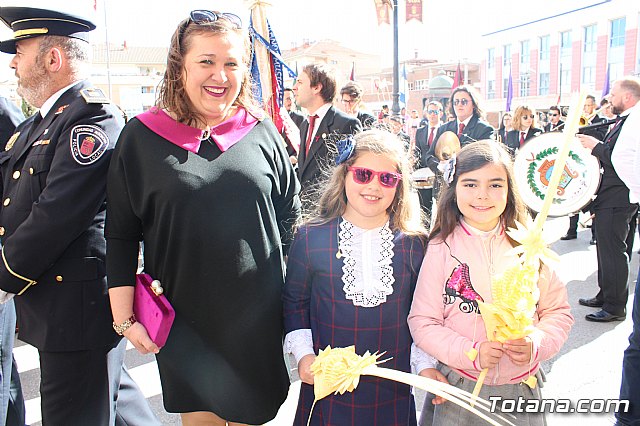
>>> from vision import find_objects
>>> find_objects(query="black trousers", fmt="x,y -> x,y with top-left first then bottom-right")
593,205 -> 638,316
39,338 -> 159,426
566,213 -> 596,238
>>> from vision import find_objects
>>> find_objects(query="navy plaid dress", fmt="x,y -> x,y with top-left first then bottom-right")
284,218 -> 426,426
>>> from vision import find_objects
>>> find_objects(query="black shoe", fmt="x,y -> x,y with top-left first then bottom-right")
589,238 -> 597,245
579,297 -> 604,307
560,234 -> 577,240
585,310 -> 626,322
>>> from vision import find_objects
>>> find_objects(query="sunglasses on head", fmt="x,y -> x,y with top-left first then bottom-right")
189,10 -> 243,29
348,167 -> 402,188
453,98 -> 470,106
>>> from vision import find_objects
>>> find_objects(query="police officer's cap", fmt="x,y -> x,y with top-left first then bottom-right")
0,7 -> 96,54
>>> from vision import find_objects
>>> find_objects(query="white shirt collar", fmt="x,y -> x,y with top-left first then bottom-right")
39,80 -> 82,118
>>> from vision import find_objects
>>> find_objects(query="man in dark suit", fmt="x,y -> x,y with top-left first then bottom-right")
424,86 -> 495,177
294,63 -> 361,205
0,97 -> 23,148
284,87 -> 304,128
561,95 -> 606,242
544,105 -> 564,132
414,101 -> 443,216
0,96 -> 24,426
577,80 -> 640,322
0,7 -> 158,425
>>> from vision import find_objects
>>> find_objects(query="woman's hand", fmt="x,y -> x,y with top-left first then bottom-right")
418,368 -> 449,404
478,341 -> 504,369
298,354 -> 316,385
123,322 -> 160,355
503,337 -> 533,365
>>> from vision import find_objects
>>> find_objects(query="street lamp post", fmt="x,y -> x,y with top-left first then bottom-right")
391,0 -> 400,117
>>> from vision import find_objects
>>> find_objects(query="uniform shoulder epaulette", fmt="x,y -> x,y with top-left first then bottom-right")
80,88 -> 111,104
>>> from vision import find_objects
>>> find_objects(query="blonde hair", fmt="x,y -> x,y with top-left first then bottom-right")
307,129 -> 427,240
511,105 -> 537,131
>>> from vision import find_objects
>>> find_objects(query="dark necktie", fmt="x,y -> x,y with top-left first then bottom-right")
28,112 -> 43,139
428,127 -> 435,146
519,131 -> 526,147
605,116 -> 624,144
457,122 -> 465,137
305,114 -> 318,156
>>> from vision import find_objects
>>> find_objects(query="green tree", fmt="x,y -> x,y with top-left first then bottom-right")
21,98 -> 36,118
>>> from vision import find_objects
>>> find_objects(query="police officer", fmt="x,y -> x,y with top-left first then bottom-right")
0,7 -> 158,425
0,96 -> 25,426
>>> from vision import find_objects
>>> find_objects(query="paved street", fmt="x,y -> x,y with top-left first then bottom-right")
13,216 -> 637,425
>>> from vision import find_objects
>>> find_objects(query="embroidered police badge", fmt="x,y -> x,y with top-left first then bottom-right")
70,125 -> 109,165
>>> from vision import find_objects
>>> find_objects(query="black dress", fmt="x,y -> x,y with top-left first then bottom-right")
106,109 -> 301,423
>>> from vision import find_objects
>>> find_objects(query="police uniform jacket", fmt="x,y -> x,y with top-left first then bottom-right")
0,80 -> 123,351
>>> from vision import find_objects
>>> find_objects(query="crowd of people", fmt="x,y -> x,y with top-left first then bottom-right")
0,5 -> 638,426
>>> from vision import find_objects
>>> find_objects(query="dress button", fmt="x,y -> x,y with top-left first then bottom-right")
12,171 -> 20,179
55,275 -> 63,282
0,227 -> 4,236
3,198 -> 9,207
29,168 -> 34,175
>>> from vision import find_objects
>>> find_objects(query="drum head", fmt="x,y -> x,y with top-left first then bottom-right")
514,132 -> 601,217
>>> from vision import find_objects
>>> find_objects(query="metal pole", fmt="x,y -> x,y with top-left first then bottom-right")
391,0 -> 400,116
103,0 -> 112,99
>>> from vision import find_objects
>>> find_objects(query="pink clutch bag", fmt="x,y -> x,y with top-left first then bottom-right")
134,273 -> 175,347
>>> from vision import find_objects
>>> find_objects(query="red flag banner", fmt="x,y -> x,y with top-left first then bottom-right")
374,0 -> 391,25
406,0 -> 422,22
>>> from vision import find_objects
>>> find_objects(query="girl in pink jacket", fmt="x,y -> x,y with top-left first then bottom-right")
408,141 -> 573,426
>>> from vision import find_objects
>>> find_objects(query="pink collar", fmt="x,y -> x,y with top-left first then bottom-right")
136,107 -> 258,153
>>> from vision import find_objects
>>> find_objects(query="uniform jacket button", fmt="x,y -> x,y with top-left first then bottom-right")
3,198 -> 9,207
0,227 -> 4,236
12,171 -> 20,179
55,275 -> 63,282
29,168 -> 34,175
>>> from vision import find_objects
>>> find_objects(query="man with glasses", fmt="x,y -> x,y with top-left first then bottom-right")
544,105 -> 564,132
424,86 -> 495,175
414,101 -> 443,216
0,7 -> 157,424
340,81 -> 375,129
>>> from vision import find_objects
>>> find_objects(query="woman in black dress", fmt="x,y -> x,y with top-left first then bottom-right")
106,10 -> 300,425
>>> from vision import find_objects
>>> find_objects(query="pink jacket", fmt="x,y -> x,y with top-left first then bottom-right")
408,222 -> 573,385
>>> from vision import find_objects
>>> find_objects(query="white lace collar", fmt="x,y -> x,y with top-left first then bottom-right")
338,219 -> 395,308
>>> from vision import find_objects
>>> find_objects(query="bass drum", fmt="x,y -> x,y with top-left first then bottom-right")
514,132 -> 601,217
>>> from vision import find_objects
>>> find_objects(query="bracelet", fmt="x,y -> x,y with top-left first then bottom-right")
112,314 -> 137,335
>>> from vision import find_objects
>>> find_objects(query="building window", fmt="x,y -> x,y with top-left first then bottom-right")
141,86 -> 155,94
520,73 -> 530,97
488,48 -> 495,69
583,24 -> 597,52
503,44 -> 511,66
560,31 -> 572,57
610,17 -> 626,48
503,77 -> 510,98
520,40 -> 530,65
487,80 -> 495,100
539,73 -> 550,95
539,35 -> 550,60
560,67 -> 571,93
582,66 -> 596,85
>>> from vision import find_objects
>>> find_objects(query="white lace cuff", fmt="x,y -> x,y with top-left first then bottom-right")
284,329 -> 314,364
411,343 -> 438,374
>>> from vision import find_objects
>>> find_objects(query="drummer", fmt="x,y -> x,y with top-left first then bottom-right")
414,101 -> 444,216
